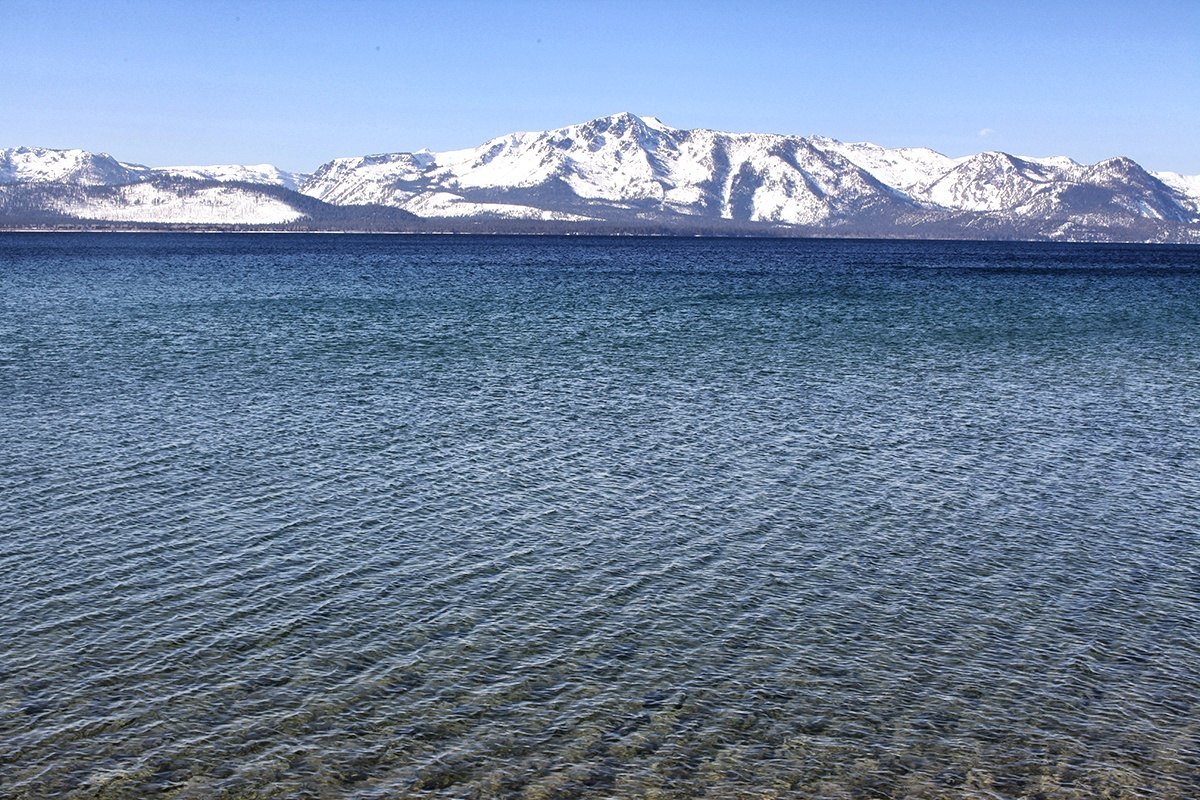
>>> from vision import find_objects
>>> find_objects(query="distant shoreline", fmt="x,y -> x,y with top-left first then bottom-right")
3,227 -> 1200,248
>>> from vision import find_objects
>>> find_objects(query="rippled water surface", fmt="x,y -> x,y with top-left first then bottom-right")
2,234 -> 1199,799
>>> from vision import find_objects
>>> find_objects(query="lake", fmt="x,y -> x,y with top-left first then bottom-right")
2,234 -> 1198,798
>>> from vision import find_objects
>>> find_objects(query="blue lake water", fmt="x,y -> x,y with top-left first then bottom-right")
1,234 -> 1198,799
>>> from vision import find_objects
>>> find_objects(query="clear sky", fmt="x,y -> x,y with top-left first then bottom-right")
4,0 -> 1198,173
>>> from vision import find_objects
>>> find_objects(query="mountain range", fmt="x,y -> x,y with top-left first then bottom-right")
3,113 -> 1198,242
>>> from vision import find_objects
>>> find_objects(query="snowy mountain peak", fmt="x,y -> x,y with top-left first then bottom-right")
581,111 -> 649,131
0,146 -> 149,186
1087,156 -> 1152,181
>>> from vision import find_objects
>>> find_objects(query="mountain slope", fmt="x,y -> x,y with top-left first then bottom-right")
53,181 -> 307,224
1154,171 -> 1200,214
2,118 -> 1198,241
298,113 -> 1199,238
301,113 -> 918,225
809,137 -> 963,194
155,164 -> 307,191
0,146 -> 149,186
0,147 -> 304,191
0,175 -> 420,229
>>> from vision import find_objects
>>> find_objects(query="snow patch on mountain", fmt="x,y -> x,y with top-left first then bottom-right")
428,113 -> 676,200
810,137 -> 963,194
1020,155 -> 1082,170
302,153 -> 434,206
1155,171 -> 1200,214
54,183 -> 305,224
156,164 -> 307,190
401,192 -> 596,221
922,152 -> 1061,212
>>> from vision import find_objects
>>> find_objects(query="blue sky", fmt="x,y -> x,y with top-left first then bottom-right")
5,0 -> 1198,173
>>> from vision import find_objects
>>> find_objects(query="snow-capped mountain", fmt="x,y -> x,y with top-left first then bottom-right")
0,147 -> 306,191
301,113 -> 916,225
0,146 -> 149,186
2,117 -> 1198,241
296,113 -> 1199,238
0,147 -> 324,226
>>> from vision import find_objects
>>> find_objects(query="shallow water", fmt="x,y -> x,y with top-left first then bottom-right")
2,234 -> 1198,798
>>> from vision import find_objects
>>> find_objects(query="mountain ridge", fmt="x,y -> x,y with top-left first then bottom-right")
3,114 -> 1198,242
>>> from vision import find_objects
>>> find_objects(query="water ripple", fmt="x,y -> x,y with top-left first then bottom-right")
2,235 -> 1199,798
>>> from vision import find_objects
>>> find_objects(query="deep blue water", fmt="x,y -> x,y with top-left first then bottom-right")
2,234 -> 1198,799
